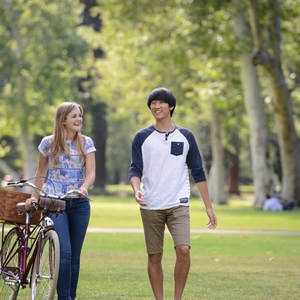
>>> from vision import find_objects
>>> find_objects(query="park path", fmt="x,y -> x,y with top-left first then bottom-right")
87,228 -> 300,235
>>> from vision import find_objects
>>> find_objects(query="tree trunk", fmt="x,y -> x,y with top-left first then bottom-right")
245,0 -> 300,206
208,102 -> 227,204
79,0 -> 107,190
240,53 -> 275,205
90,103 -> 107,189
231,1 -> 275,206
228,148 -> 240,195
265,67 -> 300,204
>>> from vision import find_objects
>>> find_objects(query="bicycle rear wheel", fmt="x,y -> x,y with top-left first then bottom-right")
0,227 -> 20,300
31,229 -> 60,300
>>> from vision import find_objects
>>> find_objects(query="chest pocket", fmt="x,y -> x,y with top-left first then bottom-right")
171,142 -> 184,156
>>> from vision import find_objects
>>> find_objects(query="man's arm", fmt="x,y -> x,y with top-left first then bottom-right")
130,176 -> 147,206
196,181 -> 217,229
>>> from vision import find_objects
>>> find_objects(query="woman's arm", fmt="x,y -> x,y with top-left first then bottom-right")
79,152 -> 96,196
25,152 -> 48,209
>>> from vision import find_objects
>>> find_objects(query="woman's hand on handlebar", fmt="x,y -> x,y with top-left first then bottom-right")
25,197 -> 39,210
78,187 -> 88,198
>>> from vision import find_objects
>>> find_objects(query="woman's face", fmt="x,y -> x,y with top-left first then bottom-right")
64,106 -> 83,135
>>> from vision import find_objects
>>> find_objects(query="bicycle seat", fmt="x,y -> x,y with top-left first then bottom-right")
16,202 -> 30,214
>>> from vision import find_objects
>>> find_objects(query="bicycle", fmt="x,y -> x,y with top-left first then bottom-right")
0,178 -> 89,300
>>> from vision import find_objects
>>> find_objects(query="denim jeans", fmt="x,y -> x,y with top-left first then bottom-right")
50,198 -> 90,300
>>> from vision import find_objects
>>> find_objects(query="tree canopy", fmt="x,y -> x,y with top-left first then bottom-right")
1,0 -> 300,206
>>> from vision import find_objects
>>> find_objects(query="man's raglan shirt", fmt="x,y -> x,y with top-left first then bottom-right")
129,125 -> 206,210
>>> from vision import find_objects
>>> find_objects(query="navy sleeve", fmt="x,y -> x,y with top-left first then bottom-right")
180,128 -> 206,183
128,131 -> 144,180
129,126 -> 155,180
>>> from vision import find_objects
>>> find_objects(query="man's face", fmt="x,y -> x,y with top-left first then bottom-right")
150,100 -> 174,120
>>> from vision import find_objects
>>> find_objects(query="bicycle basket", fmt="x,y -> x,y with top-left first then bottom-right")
0,189 -> 41,225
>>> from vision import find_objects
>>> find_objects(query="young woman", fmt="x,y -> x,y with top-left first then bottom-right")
26,102 -> 96,299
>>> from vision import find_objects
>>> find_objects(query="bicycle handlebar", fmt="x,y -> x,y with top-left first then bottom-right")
6,179 -> 92,201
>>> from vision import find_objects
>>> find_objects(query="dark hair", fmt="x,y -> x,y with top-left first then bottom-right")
147,87 -> 176,117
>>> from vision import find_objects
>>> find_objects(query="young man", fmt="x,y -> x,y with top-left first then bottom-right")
129,87 -> 217,300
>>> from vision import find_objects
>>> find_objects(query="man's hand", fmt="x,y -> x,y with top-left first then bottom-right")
206,208 -> 217,229
135,190 -> 147,206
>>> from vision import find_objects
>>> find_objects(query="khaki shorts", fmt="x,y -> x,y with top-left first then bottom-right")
140,205 -> 190,254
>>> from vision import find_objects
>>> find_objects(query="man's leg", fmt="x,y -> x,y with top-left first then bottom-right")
174,244 -> 190,300
140,208 -> 166,299
166,206 -> 191,300
148,252 -> 164,300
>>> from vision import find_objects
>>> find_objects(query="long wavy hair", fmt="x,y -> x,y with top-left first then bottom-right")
50,102 -> 86,167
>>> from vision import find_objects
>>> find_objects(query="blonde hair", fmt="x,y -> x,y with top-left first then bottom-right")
51,102 -> 86,167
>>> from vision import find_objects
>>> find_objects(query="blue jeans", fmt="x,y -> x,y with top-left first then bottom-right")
50,198 -> 90,300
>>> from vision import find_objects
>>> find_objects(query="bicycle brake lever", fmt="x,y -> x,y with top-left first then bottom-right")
6,179 -> 27,187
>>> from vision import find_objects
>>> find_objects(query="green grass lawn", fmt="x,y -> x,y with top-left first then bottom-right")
77,195 -> 300,299
78,233 -> 299,299
16,195 -> 300,299
89,195 -> 300,231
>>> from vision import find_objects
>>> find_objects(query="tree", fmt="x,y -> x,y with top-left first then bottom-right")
245,0 -> 300,205
0,0 -> 90,178
78,0 -> 107,189
97,0 -> 300,207
209,102 -> 227,204
231,0 -> 275,206
97,0 -> 242,200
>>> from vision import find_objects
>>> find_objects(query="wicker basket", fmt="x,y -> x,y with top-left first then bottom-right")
0,189 -> 41,225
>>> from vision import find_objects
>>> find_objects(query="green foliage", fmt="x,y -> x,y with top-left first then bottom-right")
0,0 -> 90,138
96,0 -> 300,185
96,0 -> 249,181
1,0 -> 300,186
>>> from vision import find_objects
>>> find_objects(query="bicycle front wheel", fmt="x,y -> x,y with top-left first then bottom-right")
0,227 -> 20,300
31,229 -> 60,300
